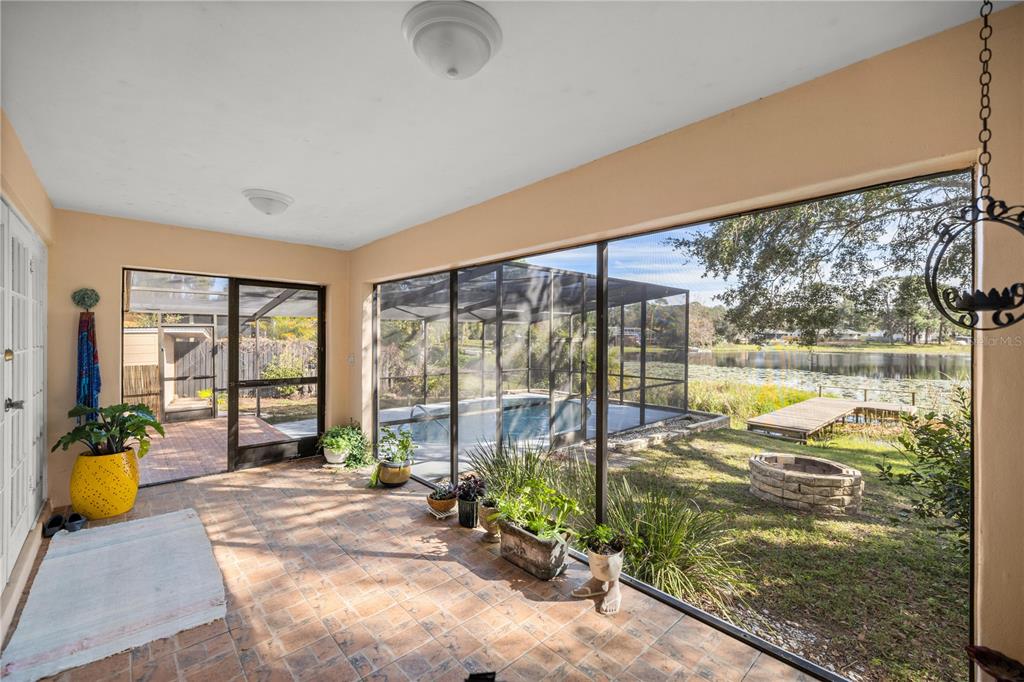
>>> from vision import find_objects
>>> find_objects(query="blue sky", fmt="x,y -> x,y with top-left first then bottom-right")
524,223 -> 728,304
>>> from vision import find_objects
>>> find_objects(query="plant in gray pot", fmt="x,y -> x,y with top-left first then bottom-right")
494,480 -> 579,580
456,475 -> 486,528
368,427 -> 415,488
572,524 -> 630,615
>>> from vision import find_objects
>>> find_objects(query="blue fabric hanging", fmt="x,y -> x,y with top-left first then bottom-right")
77,311 -> 101,421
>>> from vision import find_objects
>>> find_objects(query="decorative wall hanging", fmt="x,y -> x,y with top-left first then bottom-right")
71,287 -> 100,311
72,288 -> 101,420
924,0 -> 1024,330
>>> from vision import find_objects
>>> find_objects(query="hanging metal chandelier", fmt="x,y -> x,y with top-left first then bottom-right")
924,0 -> 1024,330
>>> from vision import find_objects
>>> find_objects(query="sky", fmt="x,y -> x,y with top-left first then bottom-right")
524,222 -> 728,305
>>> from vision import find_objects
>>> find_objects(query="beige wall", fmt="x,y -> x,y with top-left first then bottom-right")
2,3 -> 1022,667
1,108 -> 55,243
45,210 -> 352,506
347,6 -> 1024,663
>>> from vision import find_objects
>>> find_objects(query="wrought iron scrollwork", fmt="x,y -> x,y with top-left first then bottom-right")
925,196 -> 1024,330
923,0 -> 1024,331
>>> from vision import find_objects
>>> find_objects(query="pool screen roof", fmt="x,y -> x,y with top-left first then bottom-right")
123,270 -> 318,319
379,261 -> 688,322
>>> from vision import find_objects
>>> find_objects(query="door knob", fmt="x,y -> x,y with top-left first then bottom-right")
3,349 -> 12,362
5,398 -> 24,412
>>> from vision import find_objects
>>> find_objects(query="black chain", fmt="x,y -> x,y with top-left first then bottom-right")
978,0 -> 993,197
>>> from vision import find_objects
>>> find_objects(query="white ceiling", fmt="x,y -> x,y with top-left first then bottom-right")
2,1 -> 984,251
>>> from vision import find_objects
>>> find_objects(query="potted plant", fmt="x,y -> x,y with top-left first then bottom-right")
479,496 -> 501,543
319,424 -> 370,466
572,524 -> 631,615
456,475 -> 486,528
51,404 -> 164,519
493,480 -> 579,580
369,427 -> 415,488
427,481 -> 457,513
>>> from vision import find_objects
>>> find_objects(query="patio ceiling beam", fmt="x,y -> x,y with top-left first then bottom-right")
241,288 -> 297,326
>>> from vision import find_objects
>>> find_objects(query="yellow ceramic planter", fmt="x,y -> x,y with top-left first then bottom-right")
69,449 -> 139,519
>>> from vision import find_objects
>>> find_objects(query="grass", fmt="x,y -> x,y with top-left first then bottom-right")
687,379 -> 816,426
623,428 -> 968,681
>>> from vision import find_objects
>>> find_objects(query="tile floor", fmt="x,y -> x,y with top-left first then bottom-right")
21,459 -> 811,681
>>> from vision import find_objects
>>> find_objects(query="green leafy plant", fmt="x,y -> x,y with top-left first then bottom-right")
493,478 -> 580,541
466,437 -> 555,501
878,384 -> 971,552
319,424 -> 372,467
368,426 -> 415,488
578,523 -> 632,555
607,478 -> 746,615
52,404 -> 165,458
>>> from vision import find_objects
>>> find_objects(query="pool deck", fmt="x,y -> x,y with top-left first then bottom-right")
746,397 -> 915,443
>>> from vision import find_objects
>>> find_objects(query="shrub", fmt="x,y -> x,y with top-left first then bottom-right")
607,478 -> 747,615
466,437 -> 555,501
878,384 -> 971,552
260,356 -> 304,397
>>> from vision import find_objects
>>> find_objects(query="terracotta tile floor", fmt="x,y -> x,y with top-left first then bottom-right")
24,459 -> 811,681
139,416 -> 290,486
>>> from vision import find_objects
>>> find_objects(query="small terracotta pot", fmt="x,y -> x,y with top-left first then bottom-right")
479,502 -> 501,543
427,495 -> 456,513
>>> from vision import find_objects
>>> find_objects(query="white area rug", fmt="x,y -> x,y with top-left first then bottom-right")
1,509 -> 226,681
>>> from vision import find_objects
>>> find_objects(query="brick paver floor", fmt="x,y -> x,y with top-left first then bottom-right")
21,459 -> 811,681
139,416 -> 290,485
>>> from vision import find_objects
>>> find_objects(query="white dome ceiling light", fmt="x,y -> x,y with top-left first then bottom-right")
242,188 -> 293,216
402,1 -> 502,80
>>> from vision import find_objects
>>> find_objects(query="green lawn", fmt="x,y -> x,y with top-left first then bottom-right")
620,428 -> 968,682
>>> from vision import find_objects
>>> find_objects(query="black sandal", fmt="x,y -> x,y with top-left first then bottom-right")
64,513 -> 87,532
43,514 -> 65,538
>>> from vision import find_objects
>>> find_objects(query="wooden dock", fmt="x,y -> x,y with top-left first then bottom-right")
746,397 -> 915,443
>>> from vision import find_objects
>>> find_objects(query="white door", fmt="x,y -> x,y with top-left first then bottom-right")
1,200 -> 46,587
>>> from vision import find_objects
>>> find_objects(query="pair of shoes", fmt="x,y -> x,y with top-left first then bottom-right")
42,512 -> 88,538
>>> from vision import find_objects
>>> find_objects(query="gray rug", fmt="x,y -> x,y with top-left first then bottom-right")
1,509 -> 226,681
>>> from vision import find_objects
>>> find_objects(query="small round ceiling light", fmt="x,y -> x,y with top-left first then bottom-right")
242,188 -> 293,216
402,1 -> 502,80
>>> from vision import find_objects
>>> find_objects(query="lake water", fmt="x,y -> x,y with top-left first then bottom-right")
688,349 -> 970,382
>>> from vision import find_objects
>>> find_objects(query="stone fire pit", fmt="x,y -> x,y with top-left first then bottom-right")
749,453 -> 863,515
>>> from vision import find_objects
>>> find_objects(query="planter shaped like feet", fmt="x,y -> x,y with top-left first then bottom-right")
574,548 -> 624,614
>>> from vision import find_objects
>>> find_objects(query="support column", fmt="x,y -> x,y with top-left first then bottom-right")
421,319 -> 428,405
619,305 -> 625,405
596,242 -> 609,525
449,271 -> 459,482
640,291 -> 647,426
495,267 -> 504,448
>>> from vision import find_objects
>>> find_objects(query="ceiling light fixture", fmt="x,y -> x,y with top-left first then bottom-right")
242,188 -> 293,216
402,1 -> 502,80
